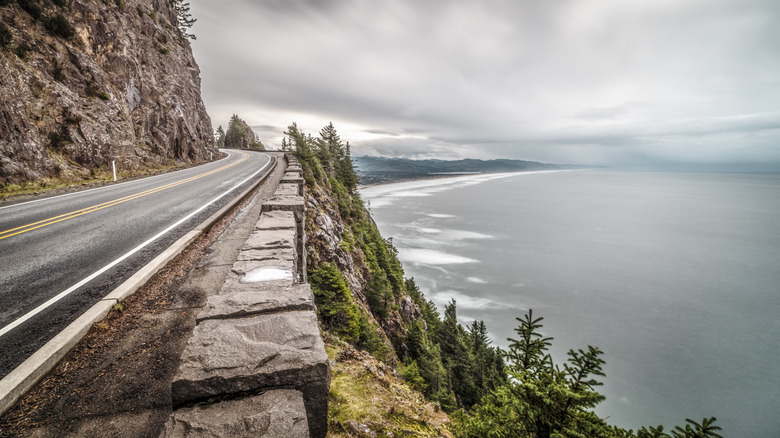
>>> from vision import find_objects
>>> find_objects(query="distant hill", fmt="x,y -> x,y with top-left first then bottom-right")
353,156 -> 598,185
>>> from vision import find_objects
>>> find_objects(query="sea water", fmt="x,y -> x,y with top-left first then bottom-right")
359,170 -> 780,437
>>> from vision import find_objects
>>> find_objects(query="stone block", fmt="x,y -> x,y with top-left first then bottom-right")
254,210 -> 296,231
275,183 -> 300,196
237,246 -> 296,263
197,282 -> 314,322
262,195 -> 305,214
160,389 -> 309,438
216,275 -> 296,297
281,172 -> 303,179
171,311 -> 330,438
243,228 -> 296,251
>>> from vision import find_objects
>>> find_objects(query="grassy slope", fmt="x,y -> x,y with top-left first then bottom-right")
325,336 -> 453,437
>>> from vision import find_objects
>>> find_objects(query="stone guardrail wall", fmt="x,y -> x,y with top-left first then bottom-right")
160,155 -> 329,438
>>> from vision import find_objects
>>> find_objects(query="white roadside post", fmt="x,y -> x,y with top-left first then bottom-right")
112,160 -> 117,182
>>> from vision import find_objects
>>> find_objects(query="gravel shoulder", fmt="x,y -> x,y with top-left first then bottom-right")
0,157 -> 286,438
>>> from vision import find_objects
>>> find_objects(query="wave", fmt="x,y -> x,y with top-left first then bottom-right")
397,248 -> 478,265
431,290 -> 529,312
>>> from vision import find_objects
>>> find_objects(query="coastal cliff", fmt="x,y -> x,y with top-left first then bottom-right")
286,123 -> 506,436
0,0 -> 216,186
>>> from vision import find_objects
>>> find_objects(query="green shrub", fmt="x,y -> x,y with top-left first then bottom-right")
18,0 -> 42,20
309,263 -> 360,343
62,108 -> 81,125
52,59 -> 65,81
48,126 -> 71,150
0,22 -> 11,47
15,42 -> 29,59
158,45 -> 170,55
355,312 -> 392,360
84,79 -> 108,99
45,14 -> 75,39
399,360 -> 427,393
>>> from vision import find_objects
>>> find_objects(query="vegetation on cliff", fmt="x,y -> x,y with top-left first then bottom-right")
286,123 -> 722,437
215,114 -> 264,150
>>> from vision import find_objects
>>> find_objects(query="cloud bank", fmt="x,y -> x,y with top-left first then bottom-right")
190,0 -> 780,169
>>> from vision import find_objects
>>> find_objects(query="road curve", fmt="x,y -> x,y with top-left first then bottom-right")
0,150 -> 273,378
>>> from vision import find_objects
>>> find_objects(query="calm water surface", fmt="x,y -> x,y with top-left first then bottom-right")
360,170 -> 780,437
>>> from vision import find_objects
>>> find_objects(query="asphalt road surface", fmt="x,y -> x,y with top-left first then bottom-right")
0,150 -> 273,378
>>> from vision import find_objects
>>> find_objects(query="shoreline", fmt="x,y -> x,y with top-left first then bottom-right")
357,168 -> 584,190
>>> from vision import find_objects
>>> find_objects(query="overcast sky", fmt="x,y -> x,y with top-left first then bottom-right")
189,0 -> 780,168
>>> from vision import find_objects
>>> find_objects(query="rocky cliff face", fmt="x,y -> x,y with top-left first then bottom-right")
0,0 -> 217,186
305,179 -> 422,360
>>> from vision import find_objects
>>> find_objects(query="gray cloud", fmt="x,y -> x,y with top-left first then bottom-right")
189,0 -> 780,169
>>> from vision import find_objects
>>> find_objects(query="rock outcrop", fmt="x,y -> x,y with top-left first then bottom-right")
224,114 -> 263,150
0,0 -> 217,185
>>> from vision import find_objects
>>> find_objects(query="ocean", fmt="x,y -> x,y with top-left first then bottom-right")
359,170 -> 780,437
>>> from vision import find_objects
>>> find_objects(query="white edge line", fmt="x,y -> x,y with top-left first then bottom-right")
0,153 -> 275,416
0,152 -> 270,339
0,150 -> 233,211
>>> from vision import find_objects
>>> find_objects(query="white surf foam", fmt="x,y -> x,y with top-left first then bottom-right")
361,171 -> 564,212
444,230 -> 493,240
398,248 -> 478,265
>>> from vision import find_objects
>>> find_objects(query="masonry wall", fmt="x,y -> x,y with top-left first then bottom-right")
161,155 -> 329,438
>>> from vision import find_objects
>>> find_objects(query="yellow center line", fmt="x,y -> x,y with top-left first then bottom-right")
0,152 -> 249,240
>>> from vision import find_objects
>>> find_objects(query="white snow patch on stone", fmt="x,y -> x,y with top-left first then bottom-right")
240,267 -> 293,283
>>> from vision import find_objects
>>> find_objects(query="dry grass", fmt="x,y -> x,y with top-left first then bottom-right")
0,156 -> 189,201
326,339 -> 453,438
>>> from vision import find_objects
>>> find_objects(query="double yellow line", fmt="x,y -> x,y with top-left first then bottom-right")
0,153 -> 249,241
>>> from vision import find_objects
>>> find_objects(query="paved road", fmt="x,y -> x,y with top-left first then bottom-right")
0,150 -> 273,378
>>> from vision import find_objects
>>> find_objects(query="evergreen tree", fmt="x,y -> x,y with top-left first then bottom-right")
337,142 -> 359,191
215,125 -> 225,148
455,310 -> 723,438
404,319 -> 448,398
405,278 -> 442,336
169,0 -> 196,39
505,309 -> 553,374
438,300 -> 478,408
467,320 -> 507,403
671,417 -> 723,438
308,263 -> 360,343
